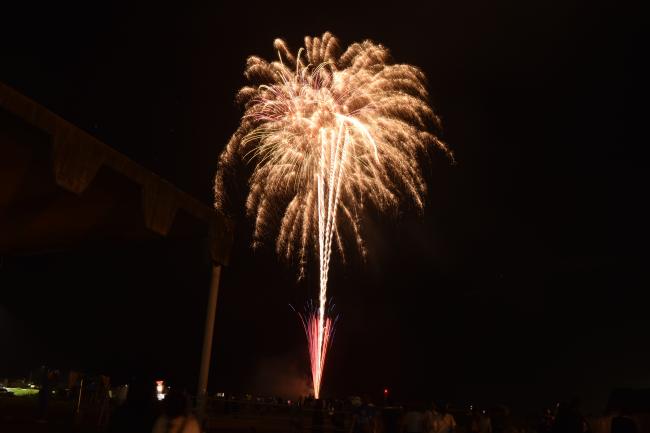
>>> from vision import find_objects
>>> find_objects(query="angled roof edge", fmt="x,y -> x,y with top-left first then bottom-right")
0,81 -> 234,265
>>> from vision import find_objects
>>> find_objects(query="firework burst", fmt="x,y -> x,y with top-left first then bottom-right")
215,32 -> 449,397
290,300 -> 339,398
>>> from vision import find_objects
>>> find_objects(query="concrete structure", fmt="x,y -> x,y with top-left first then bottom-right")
0,81 -> 233,415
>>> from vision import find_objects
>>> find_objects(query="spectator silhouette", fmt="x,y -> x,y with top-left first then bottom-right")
331,399 -> 346,431
402,403 -> 425,433
432,402 -> 457,433
36,365 -> 50,422
611,408 -> 638,433
311,398 -> 325,433
381,397 -> 402,433
552,399 -> 583,433
151,389 -> 200,433
471,408 -> 492,433
350,396 -> 377,433
109,376 -> 158,433
538,408 -> 555,433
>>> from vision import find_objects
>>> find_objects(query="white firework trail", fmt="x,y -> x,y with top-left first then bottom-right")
215,32 -> 450,397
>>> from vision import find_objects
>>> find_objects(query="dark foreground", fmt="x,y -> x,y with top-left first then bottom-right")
1,394 -> 648,433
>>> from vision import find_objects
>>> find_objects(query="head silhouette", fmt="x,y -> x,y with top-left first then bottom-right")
163,390 -> 189,419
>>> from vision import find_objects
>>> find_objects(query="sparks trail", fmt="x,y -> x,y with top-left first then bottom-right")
215,32 -> 450,398
290,301 -> 339,397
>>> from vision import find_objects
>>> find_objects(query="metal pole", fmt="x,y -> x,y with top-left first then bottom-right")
197,264 -> 222,420
76,378 -> 83,414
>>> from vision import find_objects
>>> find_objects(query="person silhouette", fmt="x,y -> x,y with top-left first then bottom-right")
108,376 -> 157,433
552,399 -> 583,433
611,408 -> 638,433
151,389 -> 200,433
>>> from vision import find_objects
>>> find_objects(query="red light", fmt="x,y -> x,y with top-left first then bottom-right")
384,388 -> 389,395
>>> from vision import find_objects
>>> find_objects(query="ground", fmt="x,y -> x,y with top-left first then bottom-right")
0,396 -> 92,433
0,395 -> 329,433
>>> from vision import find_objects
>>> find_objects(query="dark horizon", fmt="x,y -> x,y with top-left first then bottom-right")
0,0 -> 644,414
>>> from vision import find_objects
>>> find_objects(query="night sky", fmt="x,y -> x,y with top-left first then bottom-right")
0,0 -> 644,413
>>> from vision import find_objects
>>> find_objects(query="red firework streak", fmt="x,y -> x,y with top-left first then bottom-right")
291,301 -> 339,398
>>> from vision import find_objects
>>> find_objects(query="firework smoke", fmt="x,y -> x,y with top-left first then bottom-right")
215,32 -> 449,397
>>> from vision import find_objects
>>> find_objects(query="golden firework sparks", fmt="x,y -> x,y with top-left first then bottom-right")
215,32 -> 450,398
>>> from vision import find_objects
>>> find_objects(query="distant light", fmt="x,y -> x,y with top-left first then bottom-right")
156,380 -> 166,401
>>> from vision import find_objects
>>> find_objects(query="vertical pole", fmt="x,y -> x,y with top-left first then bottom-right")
197,264 -> 222,421
76,378 -> 83,414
